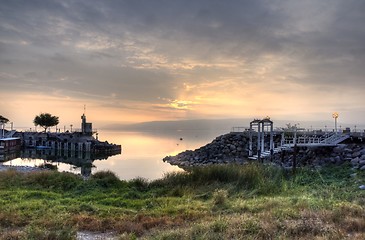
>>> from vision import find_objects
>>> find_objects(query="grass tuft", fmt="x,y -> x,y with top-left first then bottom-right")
90,170 -> 121,188
212,189 -> 228,206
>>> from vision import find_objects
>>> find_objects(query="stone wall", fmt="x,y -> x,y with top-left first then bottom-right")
164,132 -> 280,167
164,132 -> 365,170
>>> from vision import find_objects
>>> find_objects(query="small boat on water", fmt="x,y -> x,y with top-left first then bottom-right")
35,146 -> 52,150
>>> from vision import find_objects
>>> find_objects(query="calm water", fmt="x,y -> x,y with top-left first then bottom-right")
3,129 -> 226,180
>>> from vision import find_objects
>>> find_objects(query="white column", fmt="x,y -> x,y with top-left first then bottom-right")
270,123 -> 274,151
261,123 -> 265,153
249,123 -> 253,156
257,123 -> 261,156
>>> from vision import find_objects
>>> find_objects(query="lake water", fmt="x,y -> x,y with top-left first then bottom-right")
3,129 -> 227,180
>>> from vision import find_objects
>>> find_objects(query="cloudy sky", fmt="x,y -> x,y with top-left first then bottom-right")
1,0 -> 364,129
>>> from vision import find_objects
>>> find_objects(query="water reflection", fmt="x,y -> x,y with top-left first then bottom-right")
1,130 -> 226,180
2,149 -> 120,178
0,151 -> 21,162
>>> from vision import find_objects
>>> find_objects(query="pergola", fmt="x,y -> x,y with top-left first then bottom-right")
248,117 -> 274,160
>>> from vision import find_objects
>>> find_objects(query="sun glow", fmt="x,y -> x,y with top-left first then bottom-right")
169,100 -> 195,110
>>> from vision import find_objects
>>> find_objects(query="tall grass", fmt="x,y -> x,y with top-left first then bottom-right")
153,163 -> 286,195
0,163 -> 363,239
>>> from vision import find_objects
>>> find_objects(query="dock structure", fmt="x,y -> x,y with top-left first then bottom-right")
248,117 -> 274,161
16,131 -> 121,154
238,119 -> 358,161
7,112 -> 122,154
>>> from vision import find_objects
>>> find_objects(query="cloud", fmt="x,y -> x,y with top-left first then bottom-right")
1,0 -> 365,125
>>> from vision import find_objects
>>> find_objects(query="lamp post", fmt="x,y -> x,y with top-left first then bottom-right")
332,112 -> 339,134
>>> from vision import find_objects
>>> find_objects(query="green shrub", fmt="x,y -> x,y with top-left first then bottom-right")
0,170 -> 23,188
79,203 -> 96,213
90,171 -> 121,188
130,177 -> 149,191
213,189 -> 228,206
211,218 -> 228,233
23,171 -> 82,191
190,165 -> 241,183
151,171 -> 190,188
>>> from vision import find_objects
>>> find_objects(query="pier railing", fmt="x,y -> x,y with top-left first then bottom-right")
231,127 -> 249,132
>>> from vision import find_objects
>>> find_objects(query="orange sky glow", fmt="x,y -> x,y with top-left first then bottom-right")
1,1 -> 365,130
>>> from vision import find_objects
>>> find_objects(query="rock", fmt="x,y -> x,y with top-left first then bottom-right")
229,144 -> 236,151
351,157 -> 360,165
359,185 -> 365,190
359,160 -> 365,166
333,146 -> 345,153
344,148 -> 353,153
334,156 -> 343,164
361,155 -> 365,160
352,151 -> 362,158
360,165 -> 365,171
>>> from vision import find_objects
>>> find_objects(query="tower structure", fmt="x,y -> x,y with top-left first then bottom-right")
81,106 -> 93,135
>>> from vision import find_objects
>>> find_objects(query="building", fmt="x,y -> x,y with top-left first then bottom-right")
0,138 -> 21,152
81,114 -> 93,136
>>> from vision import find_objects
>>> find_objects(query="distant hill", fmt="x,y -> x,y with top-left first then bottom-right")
102,118 -> 356,132
104,119 -> 249,132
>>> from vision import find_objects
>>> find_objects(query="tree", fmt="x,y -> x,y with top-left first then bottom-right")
33,113 -> 59,132
0,115 -> 9,138
0,115 -> 9,124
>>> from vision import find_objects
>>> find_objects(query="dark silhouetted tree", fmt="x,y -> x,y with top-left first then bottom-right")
0,115 -> 9,137
0,115 -> 9,124
33,113 -> 59,132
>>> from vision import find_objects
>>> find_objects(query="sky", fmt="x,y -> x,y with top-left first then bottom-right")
1,0 -> 365,130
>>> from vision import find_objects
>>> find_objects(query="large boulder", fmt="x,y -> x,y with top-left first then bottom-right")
351,157 -> 360,166
359,160 -> 365,167
352,151 -> 362,158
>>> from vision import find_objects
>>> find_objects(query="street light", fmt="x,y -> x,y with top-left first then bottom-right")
332,112 -> 339,134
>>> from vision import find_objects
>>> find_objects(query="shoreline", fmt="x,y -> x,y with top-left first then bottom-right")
0,164 -> 47,173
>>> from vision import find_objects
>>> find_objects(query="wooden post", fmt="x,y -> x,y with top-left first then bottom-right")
293,144 -> 297,175
257,123 -> 261,156
249,123 -> 253,156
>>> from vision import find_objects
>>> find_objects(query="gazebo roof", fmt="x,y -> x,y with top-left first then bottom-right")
250,117 -> 273,124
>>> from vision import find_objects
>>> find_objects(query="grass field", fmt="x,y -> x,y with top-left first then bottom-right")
0,163 -> 364,239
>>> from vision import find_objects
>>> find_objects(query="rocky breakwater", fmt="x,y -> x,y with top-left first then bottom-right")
164,132 -> 251,167
281,144 -> 365,169
164,132 -> 365,170
344,145 -> 365,170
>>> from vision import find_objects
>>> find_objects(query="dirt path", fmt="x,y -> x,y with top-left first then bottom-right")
77,231 -> 118,240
